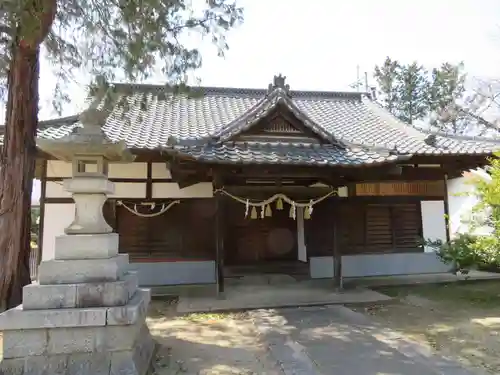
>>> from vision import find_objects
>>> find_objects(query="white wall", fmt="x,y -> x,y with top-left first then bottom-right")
42,203 -> 75,260
420,200 -> 447,252
447,170 -> 492,237
152,182 -> 213,198
47,160 -> 150,179
45,161 -> 214,199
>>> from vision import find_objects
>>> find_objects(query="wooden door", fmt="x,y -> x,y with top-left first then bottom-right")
225,199 -> 297,265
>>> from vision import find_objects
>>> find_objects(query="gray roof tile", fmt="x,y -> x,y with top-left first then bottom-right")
174,142 -> 402,167
4,78 -> 499,166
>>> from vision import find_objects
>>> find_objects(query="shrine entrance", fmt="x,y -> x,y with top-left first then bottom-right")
218,186 -> 335,278
225,197 -> 298,265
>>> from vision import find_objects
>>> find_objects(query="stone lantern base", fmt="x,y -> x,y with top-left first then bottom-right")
0,241 -> 156,374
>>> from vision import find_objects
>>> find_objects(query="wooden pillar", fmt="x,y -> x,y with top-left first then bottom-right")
332,200 -> 342,290
214,174 -> 225,297
443,172 -> 451,244
145,161 -> 153,200
37,159 -> 47,266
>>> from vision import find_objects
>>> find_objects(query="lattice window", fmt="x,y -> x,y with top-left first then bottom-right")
262,118 -> 301,133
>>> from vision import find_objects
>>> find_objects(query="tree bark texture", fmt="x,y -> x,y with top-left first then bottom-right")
0,0 -> 57,311
0,45 -> 40,311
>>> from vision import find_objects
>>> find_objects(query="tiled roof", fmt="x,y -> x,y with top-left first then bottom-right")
3,76 -> 500,166
173,142 -> 403,167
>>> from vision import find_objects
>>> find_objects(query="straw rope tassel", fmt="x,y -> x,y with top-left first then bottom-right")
265,204 -> 272,217
276,197 -> 283,210
304,206 -> 311,220
289,202 -> 296,220
244,199 -> 249,218
250,206 -> 257,219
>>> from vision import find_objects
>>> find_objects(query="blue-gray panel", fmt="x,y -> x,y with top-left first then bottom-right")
310,253 -> 450,279
128,261 -> 216,286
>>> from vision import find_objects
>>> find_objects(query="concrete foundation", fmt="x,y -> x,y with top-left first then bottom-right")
0,270 -> 155,375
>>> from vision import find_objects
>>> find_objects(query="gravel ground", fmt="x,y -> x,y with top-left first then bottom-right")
147,300 -> 284,375
351,281 -> 500,374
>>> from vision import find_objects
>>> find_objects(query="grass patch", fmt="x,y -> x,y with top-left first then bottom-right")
181,312 -> 230,322
376,280 -> 500,308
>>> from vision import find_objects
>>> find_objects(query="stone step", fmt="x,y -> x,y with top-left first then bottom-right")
23,271 -> 138,310
0,288 -> 150,331
37,254 -> 129,285
54,232 -> 119,260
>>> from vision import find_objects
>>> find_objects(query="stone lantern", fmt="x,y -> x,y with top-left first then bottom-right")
0,108 -> 155,375
39,108 -> 134,238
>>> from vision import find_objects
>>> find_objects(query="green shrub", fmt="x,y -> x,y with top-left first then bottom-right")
424,233 -> 479,273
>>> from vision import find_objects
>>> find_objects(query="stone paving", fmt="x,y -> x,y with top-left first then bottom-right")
250,305 -> 483,375
149,301 -> 483,375
176,277 -> 392,314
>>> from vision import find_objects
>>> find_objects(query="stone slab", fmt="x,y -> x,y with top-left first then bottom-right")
0,326 -> 155,374
64,177 -> 114,194
37,254 -> 129,285
75,272 -> 138,309
109,325 -> 156,375
47,321 -> 145,355
1,329 -> 48,359
0,305 -> 106,331
0,358 -> 24,375
54,233 -> 119,260
24,355 -> 68,375
23,283 -> 77,310
107,288 -> 150,326
23,272 -> 138,310
66,352 -> 110,375
177,284 -> 393,313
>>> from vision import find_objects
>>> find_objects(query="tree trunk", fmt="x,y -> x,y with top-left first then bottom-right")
0,0 -> 57,311
0,44 -> 40,311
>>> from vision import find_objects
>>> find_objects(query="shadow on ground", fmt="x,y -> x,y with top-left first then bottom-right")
146,298 -> 479,375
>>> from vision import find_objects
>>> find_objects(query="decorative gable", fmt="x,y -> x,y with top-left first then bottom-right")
235,110 -> 326,142
214,75 -> 344,146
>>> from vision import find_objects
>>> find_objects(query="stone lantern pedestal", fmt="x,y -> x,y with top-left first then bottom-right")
0,109 -> 156,375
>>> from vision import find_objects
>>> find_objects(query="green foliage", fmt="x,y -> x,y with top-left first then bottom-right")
428,62 -> 467,133
424,153 -> 500,272
373,57 -> 400,115
425,234 -> 478,273
0,0 -> 244,111
373,57 -> 467,132
396,62 -> 429,124
30,206 -> 40,239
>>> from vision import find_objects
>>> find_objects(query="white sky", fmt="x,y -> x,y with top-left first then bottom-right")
31,0 -> 500,120
19,0 -> 500,201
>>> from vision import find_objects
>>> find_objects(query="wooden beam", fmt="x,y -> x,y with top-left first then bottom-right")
45,177 -> 173,183
214,173 -> 225,297
332,200 -> 342,290
218,165 -> 448,182
44,198 -> 74,204
146,162 -> 152,200
443,173 -> 451,244
37,160 -> 48,266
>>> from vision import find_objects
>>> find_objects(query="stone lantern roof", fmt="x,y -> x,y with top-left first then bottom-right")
36,108 -> 135,163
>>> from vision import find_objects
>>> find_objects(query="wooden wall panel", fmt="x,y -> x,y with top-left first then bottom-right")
117,199 -> 216,261
305,200 -> 334,257
365,205 -> 393,252
336,201 -> 423,255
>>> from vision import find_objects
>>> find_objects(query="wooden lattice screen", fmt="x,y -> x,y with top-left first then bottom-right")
355,181 -> 445,197
337,202 -> 422,254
